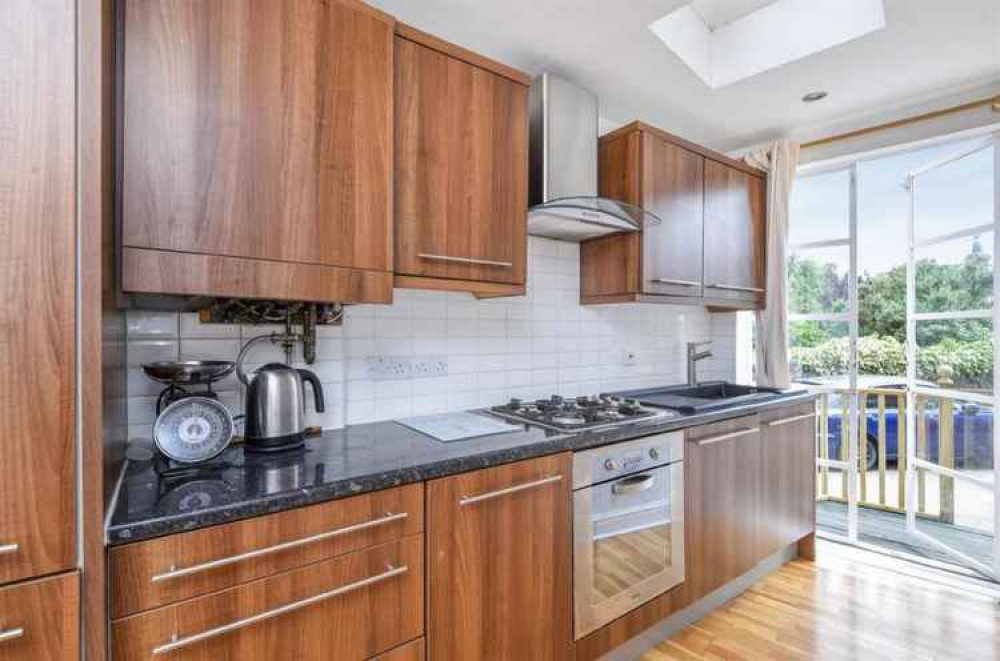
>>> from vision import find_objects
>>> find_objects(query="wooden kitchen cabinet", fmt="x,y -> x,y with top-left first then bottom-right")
759,402 -> 817,559
120,0 -> 394,304
703,159 -> 767,306
112,537 -> 423,661
371,638 -> 425,661
393,25 -> 530,298
684,415 -> 763,597
0,572 -> 79,661
0,0 -> 77,586
427,454 -> 572,660
110,483 -> 423,617
583,121 -> 766,309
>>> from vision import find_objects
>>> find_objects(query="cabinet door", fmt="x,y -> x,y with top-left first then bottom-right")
703,160 -> 766,306
394,36 -> 528,285
428,454 -> 571,660
760,404 -> 817,558
0,0 -> 76,584
0,572 -> 79,661
122,0 -> 393,272
684,416 -> 762,599
641,135 -> 705,298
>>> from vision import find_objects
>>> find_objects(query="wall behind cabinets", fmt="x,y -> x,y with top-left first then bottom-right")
123,238 -> 739,439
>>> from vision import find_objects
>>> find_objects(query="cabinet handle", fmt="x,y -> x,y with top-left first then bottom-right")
0,543 -> 18,556
418,253 -> 513,268
0,628 -> 24,644
707,283 -> 764,293
694,427 -> 759,446
611,473 -> 655,496
151,512 -> 409,583
152,564 -> 408,655
459,474 -> 563,506
763,412 -> 816,427
650,278 -> 700,287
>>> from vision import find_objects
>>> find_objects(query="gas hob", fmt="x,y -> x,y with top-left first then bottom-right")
489,394 -> 674,432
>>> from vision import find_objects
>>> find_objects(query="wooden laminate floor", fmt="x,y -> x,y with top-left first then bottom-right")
642,541 -> 1000,661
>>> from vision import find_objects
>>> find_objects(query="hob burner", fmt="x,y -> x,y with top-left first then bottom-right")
490,394 -> 673,432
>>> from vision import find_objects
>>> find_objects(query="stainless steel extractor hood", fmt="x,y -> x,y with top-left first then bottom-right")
528,73 -> 659,241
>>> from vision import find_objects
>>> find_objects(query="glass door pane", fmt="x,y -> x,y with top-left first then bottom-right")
905,136 -> 998,580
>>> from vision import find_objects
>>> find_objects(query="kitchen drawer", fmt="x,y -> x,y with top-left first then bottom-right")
0,572 -> 79,661
371,638 -> 425,661
112,536 -> 423,661
111,483 -> 423,617
684,414 -> 760,444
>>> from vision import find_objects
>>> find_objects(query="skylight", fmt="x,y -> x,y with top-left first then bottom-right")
649,0 -> 886,88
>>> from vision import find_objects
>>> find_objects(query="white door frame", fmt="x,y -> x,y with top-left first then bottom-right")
790,164 -> 860,543
903,134 -> 1000,580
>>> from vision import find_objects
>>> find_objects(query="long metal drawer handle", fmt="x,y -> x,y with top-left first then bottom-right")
651,278 -> 700,287
459,474 -> 563,506
151,512 -> 409,583
694,427 -> 760,446
0,543 -> 18,556
707,283 -> 764,293
763,412 -> 816,427
152,564 -> 408,655
418,253 -> 513,268
0,628 -> 24,644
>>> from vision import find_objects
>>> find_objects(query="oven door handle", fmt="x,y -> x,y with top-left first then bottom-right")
611,473 -> 655,496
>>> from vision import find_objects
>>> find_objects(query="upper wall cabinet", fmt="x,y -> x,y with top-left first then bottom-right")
393,25 -> 530,299
120,0 -> 395,304
582,122 -> 767,310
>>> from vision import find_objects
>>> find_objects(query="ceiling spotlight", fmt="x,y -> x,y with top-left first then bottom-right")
802,91 -> 828,103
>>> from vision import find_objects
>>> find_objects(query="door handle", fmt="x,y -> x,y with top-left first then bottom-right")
459,474 -> 563,506
707,283 -> 764,293
694,427 -> 759,446
611,473 -> 655,495
0,543 -> 18,556
763,412 -> 816,427
0,628 -> 24,644
650,278 -> 700,287
418,253 -> 513,268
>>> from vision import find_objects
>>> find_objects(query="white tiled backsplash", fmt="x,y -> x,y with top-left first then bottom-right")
125,238 -> 739,439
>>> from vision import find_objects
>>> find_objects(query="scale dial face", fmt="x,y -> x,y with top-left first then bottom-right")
153,397 -> 234,463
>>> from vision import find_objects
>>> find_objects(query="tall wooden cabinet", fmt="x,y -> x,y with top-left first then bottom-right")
120,0 -> 395,303
582,121 -> 767,309
427,454 -> 572,660
393,25 -> 529,298
0,2 -> 80,660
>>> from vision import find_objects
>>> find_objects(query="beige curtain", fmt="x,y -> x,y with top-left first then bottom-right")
744,139 -> 800,388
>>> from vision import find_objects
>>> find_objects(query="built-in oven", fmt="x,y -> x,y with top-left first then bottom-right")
572,431 -> 684,639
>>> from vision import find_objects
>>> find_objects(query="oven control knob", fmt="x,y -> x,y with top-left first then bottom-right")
603,458 -> 620,471
649,448 -> 661,460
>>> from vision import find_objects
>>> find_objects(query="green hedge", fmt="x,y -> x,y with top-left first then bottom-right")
790,335 -> 993,388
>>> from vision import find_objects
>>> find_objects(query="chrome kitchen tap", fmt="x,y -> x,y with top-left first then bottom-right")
686,341 -> 713,386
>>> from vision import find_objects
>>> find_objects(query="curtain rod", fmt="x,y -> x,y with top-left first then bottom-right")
801,95 -> 1000,150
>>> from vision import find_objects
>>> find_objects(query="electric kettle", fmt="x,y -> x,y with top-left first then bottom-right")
236,336 -> 325,452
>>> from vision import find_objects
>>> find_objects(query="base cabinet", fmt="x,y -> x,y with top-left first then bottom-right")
0,572 -> 79,661
427,454 -> 573,660
760,403 -> 817,558
112,537 -> 423,661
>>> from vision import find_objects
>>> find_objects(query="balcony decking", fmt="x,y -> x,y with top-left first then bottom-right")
817,500 -> 993,571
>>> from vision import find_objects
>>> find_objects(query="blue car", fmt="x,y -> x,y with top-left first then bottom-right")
801,378 -> 994,471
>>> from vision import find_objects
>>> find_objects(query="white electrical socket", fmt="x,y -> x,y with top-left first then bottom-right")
366,355 -> 448,380
621,348 -> 639,366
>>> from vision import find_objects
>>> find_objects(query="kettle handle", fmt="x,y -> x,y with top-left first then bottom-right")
298,369 -> 326,413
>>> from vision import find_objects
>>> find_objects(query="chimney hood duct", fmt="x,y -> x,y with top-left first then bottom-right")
527,73 -> 660,241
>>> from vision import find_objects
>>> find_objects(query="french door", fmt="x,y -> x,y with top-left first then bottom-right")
903,134 -> 1000,580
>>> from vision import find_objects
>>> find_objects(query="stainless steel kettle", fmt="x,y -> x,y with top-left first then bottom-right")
236,336 -> 325,452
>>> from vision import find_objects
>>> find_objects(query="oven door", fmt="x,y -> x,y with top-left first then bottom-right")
573,460 -> 684,639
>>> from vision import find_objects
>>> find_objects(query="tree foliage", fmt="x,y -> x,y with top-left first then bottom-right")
789,239 -> 994,388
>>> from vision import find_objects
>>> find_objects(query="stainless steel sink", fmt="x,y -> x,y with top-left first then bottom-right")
611,381 -> 795,414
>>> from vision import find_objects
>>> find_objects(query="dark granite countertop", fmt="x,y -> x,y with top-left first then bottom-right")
106,388 -> 817,546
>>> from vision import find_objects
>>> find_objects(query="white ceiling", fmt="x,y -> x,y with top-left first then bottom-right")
689,0 -> 775,29
369,0 -> 1000,151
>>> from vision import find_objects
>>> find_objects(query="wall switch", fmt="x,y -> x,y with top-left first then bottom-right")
366,355 -> 448,380
621,348 -> 639,366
